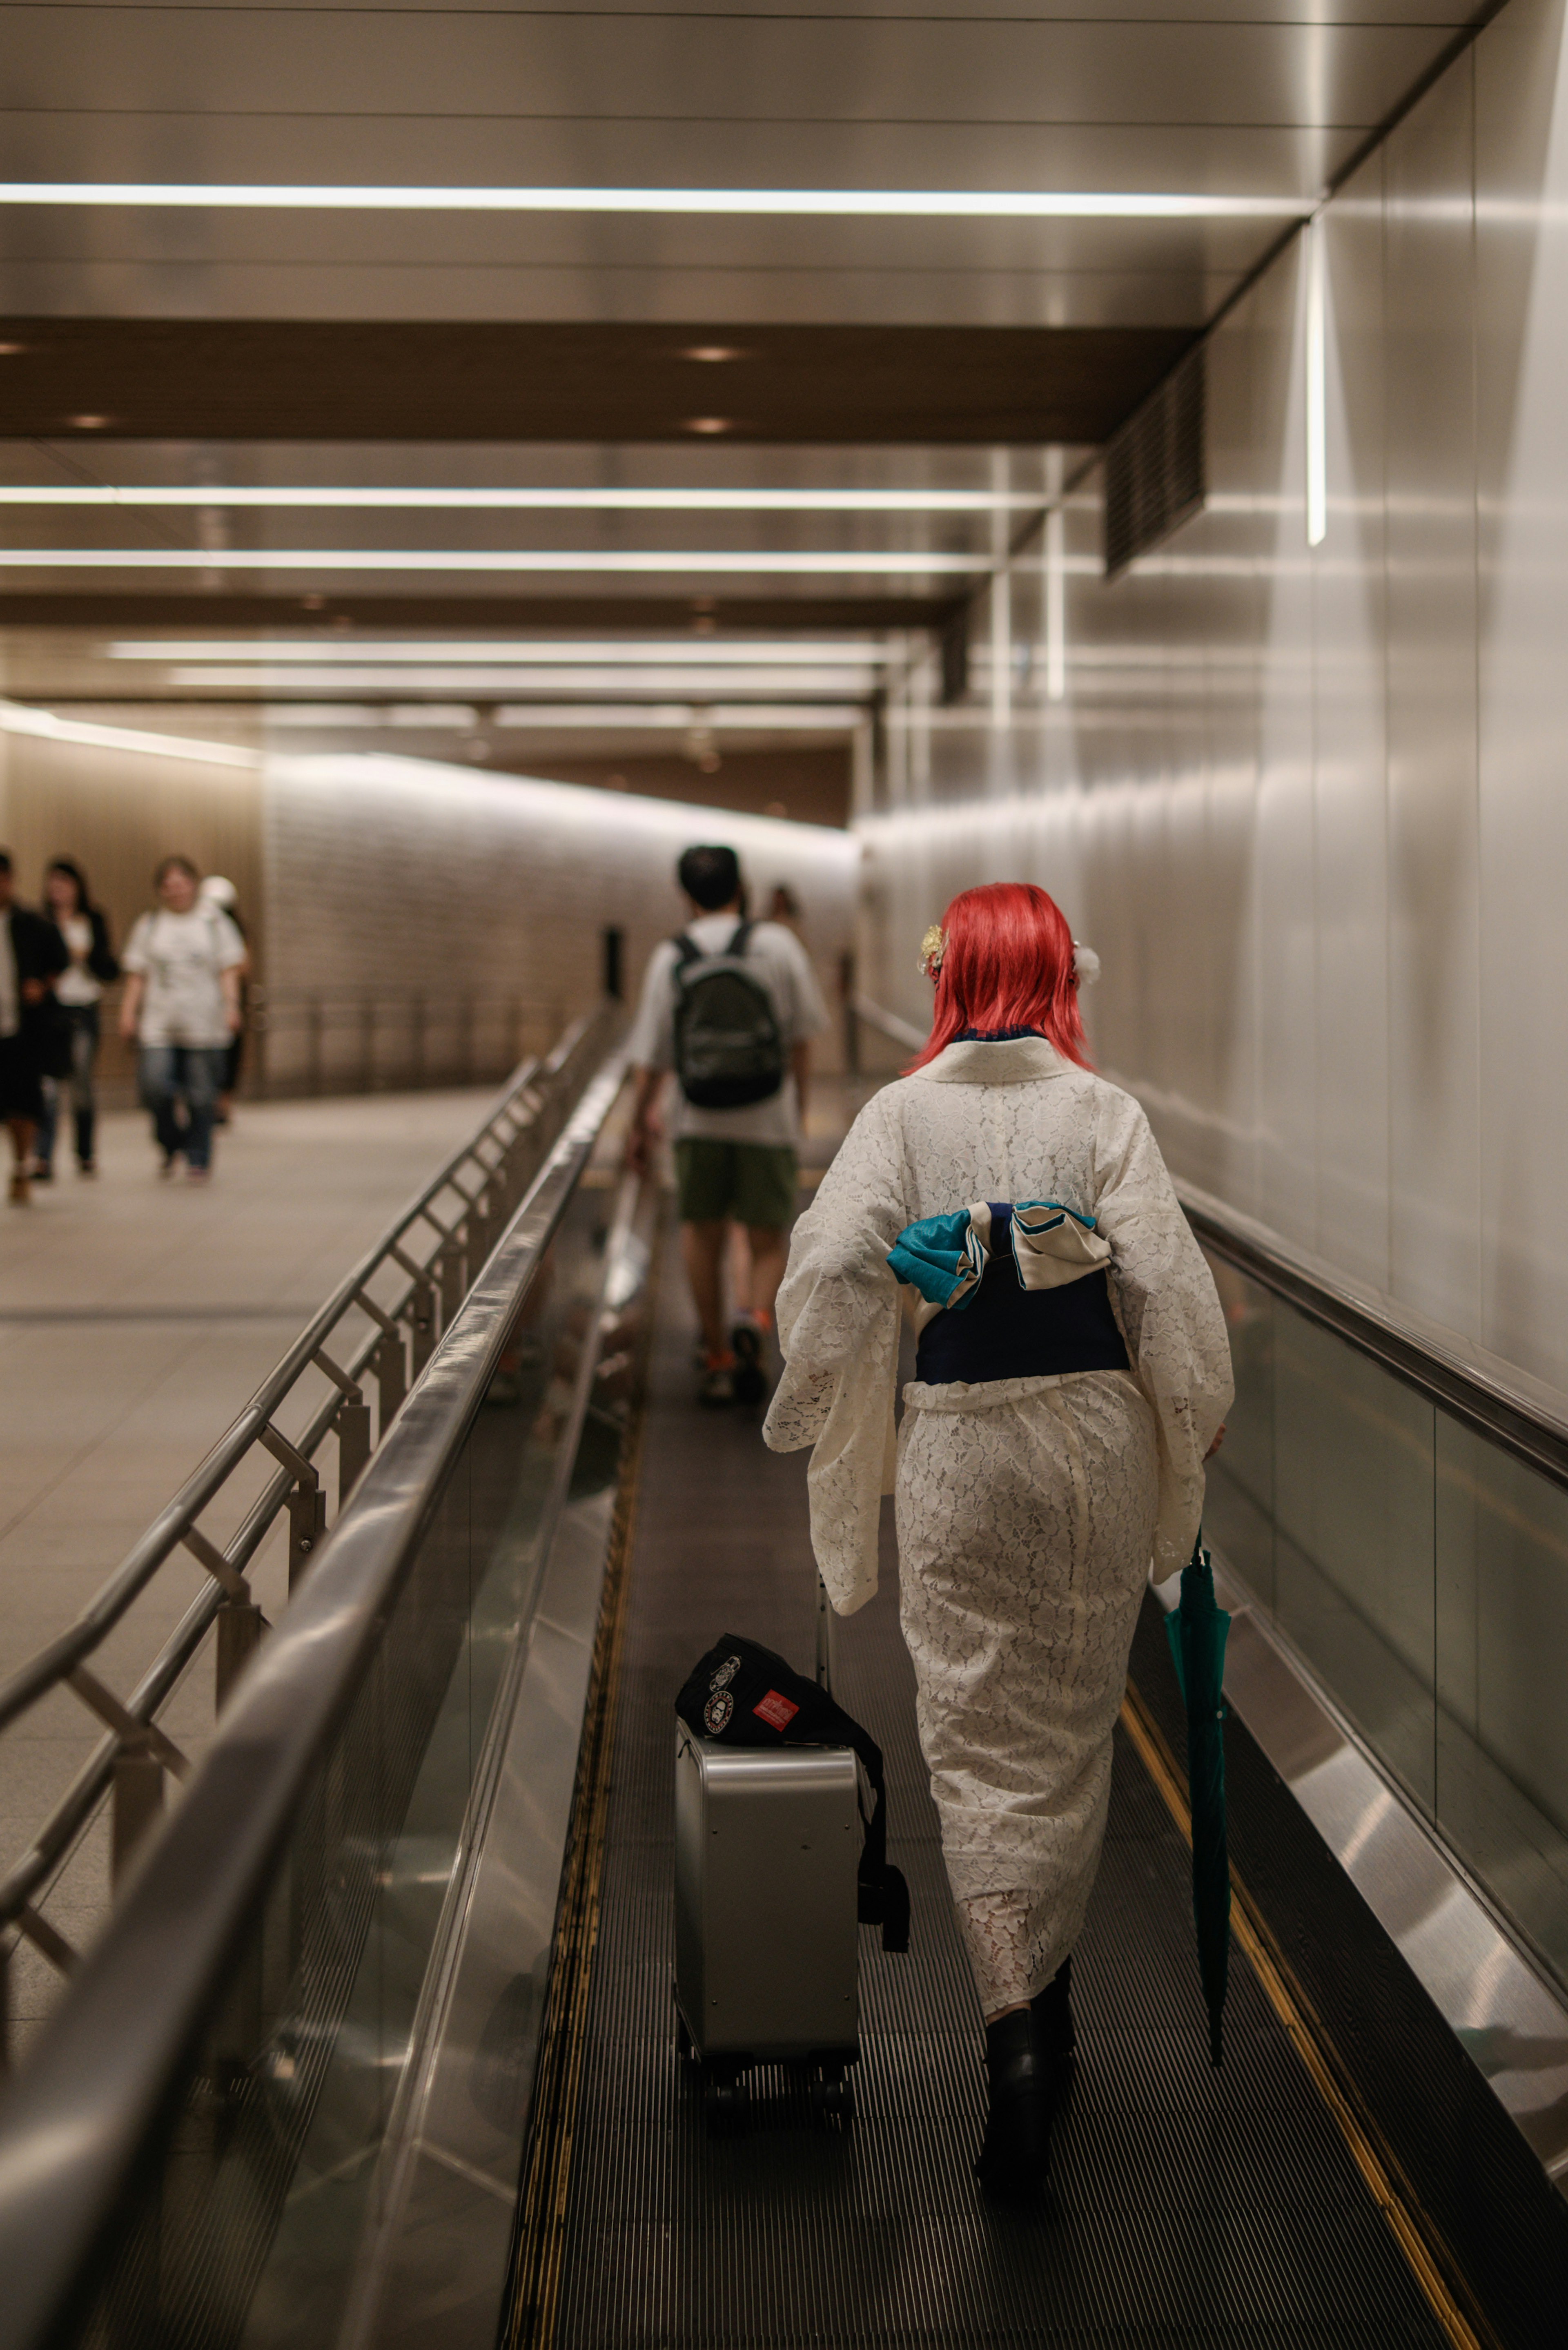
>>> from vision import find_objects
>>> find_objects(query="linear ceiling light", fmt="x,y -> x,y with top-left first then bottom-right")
268,703 -> 862,729
108,638 -> 894,664
0,486 -> 1039,514
165,665 -> 880,692
0,183 -> 1312,219
0,548 -> 982,575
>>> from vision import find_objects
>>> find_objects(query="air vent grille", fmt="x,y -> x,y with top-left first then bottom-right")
1103,343 -> 1206,578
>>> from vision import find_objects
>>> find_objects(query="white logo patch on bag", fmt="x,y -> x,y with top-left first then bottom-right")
703,1689 -> 735,1732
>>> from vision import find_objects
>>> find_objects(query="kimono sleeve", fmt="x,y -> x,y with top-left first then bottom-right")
1092,1093 -> 1234,1577
762,1090 -> 909,1614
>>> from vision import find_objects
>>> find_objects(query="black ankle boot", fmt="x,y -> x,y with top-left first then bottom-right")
1031,1953 -> 1077,2086
974,2009 -> 1051,2199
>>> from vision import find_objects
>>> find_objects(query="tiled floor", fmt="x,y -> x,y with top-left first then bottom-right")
0,1086 -> 492,2045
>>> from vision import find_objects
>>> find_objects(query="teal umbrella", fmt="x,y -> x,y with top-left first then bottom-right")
1164,1533 -> 1232,2066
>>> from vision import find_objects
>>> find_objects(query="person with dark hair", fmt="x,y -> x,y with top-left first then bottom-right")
33,858 -> 118,1181
764,883 -> 1232,2200
198,875 -> 251,1124
119,855 -> 245,1182
626,843 -> 827,1405
0,849 -> 69,1206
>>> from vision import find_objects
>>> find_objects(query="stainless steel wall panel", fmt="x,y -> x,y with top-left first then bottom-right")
1249,247 -> 1319,1254
1313,155 -> 1392,1289
1474,0 -> 1568,1400
1382,59 -> 1481,1342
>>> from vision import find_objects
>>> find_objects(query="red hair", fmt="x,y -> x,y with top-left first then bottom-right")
906,882 -> 1092,1073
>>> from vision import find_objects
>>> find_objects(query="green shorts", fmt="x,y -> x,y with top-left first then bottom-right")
674,1138 -> 799,1229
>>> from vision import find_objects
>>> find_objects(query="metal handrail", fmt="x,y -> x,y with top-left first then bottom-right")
1180,1182 -> 1568,1495
851,989 -> 1568,1491
0,1003 -> 618,2054
0,1036 -> 633,2350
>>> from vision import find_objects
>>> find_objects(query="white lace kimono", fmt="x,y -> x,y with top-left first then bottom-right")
763,1037 -> 1233,2010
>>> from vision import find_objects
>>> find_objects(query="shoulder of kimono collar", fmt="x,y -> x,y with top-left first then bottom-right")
910,1036 -> 1072,1086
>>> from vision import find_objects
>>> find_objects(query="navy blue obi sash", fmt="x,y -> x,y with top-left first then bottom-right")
914,1203 -> 1130,1387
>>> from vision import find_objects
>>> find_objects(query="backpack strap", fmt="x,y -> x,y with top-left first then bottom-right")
727,919 -> 754,957
672,931 -> 702,967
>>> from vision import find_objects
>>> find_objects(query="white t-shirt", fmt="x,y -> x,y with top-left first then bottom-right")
55,914 -> 100,1008
122,906 -> 245,1048
627,913 -> 830,1147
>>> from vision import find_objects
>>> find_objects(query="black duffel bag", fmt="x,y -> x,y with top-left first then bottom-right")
676,1633 -> 910,1954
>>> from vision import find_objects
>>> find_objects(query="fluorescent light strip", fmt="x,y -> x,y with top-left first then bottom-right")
0,547 -> 981,575
0,698 -> 259,766
0,486 -> 1035,515
270,703 -> 860,730
167,665 -> 878,693
109,638 -> 895,664
0,182 -> 1310,220
1305,215 -> 1327,549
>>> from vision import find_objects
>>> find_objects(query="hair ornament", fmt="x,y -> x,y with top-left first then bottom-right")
1071,942 -> 1100,987
919,923 -> 947,980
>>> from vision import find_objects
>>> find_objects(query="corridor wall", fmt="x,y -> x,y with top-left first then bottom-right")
859,0 -> 1568,1420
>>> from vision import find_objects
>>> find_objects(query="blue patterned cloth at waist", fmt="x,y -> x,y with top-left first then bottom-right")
912,1204 -> 1130,1386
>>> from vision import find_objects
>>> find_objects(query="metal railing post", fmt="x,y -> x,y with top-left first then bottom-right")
215,1600 -> 264,1710
436,1242 -> 463,1334
375,1328 -> 407,1434
336,1392 -> 372,1506
405,1275 -> 437,1377
111,1741 -> 164,1883
287,1478 -> 327,1591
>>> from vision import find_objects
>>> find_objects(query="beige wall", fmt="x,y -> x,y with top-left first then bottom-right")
0,726 -> 265,963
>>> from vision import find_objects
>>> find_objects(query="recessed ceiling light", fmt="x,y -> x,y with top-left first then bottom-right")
67,414 -> 110,429
682,345 -> 744,363
0,342 -> 27,356
685,418 -> 731,435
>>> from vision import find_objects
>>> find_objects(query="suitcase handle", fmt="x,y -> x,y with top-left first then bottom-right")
815,1573 -> 838,1698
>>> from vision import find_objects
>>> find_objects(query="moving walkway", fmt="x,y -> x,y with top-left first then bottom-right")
0,1026 -> 1562,2350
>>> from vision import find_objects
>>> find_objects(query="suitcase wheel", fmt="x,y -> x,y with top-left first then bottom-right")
811,2066 -> 855,2124
702,2072 -> 749,2130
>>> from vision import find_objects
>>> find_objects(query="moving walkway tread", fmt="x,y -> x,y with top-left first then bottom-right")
519,1251 -> 1455,2348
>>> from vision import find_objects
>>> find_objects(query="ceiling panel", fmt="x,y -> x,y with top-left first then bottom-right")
0,0 -> 1479,789
0,319 -> 1195,441
0,12 -> 1458,128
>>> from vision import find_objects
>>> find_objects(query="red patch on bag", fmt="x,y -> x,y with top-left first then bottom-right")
753,1688 -> 799,1732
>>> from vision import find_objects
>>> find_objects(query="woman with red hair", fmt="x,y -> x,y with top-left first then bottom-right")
764,882 -> 1231,2201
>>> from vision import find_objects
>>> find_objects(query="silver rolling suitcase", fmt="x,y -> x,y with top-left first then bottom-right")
673,1582 -> 860,2120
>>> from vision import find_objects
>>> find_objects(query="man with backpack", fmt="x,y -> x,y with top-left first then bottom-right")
626,844 -> 828,1406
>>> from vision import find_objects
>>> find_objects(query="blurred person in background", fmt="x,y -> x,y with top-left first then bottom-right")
32,858 -> 118,1182
766,882 -> 804,934
626,843 -> 827,1406
199,875 -> 251,1125
0,849 -> 68,1206
119,856 -> 245,1184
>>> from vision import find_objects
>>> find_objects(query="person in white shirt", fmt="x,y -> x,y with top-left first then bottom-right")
626,844 -> 828,1406
119,855 -> 246,1183
33,858 -> 118,1181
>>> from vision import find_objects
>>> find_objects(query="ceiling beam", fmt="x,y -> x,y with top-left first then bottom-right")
0,318 -> 1194,445
0,591 -> 958,633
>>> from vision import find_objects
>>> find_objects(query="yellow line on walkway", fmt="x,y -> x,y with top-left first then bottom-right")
1120,1677 -> 1496,2350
